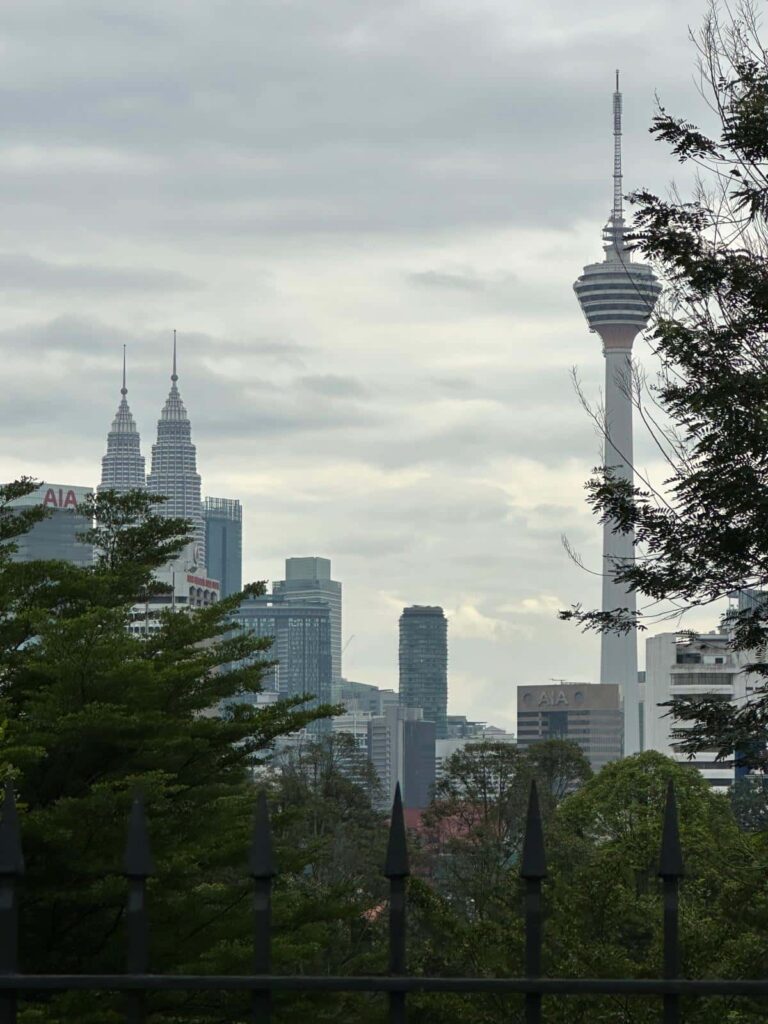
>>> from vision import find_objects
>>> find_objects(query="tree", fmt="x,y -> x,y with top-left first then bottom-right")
420,740 -> 591,917
544,752 -> 767,1024
0,483 -> 337,1023
411,753 -> 768,1024
561,1 -> 768,767
730,775 -> 768,831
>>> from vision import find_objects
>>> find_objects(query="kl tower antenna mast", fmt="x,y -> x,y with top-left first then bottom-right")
573,72 -> 662,756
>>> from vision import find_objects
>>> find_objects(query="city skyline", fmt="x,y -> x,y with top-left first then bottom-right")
0,0 -> 719,732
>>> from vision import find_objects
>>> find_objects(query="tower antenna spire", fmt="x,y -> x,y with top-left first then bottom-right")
613,69 -> 623,228
121,344 -> 127,396
172,329 -> 178,383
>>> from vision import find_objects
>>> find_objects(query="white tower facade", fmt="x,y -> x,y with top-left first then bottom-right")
99,347 -> 146,494
573,73 -> 661,755
146,334 -> 206,572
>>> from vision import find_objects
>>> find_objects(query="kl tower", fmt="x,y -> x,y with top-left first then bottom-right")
573,72 -> 661,755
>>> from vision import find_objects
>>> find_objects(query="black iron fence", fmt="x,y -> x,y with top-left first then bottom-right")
0,778 -> 765,1023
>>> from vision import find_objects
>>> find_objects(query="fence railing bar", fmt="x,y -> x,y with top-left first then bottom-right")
250,792 -> 276,1024
384,783 -> 409,1024
0,975 -> 763,995
520,780 -> 547,1024
123,792 -> 154,1024
659,780 -> 684,1024
0,784 -> 23,1024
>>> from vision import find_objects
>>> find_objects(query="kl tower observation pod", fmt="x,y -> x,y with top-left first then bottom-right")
573,72 -> 661,756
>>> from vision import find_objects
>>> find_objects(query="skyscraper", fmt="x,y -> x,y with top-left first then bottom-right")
232,593 -> 332,711
9,483 -> 93,566
99,347 -> 146,494
399,605 -> 448,739
573,73 -> 661,755
273,557 -> 342,682
146,334 -> 206,571
204,497 -> 242,597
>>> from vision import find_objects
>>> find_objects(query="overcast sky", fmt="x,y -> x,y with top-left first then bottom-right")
0,0 -> 725,730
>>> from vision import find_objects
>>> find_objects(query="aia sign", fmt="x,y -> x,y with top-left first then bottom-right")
42,487 -> 79,509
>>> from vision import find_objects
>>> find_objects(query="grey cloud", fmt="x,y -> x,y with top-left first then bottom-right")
299,374 -> 367,398
0,253 -> 198,293
0,317 -> 308,367
408,268 -> 512,293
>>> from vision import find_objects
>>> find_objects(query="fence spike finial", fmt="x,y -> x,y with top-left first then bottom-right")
123,792 -> 155,878
520,779 -> 547,880
658,779 -> 684,879
384,783 -> 410,879
249,791 -> 276,879
0,782 -> 24,876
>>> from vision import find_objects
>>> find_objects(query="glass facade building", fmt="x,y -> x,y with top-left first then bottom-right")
233,594 -> 332,711
399,606 -> 448,739
9,483 -> 93,567
204,497 -> 242,598
273,557 -> 342,683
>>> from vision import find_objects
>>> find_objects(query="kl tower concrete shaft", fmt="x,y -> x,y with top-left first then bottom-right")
573,72 -> 661,755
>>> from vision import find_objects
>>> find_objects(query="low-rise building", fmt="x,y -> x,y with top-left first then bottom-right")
516,682 -> 623,772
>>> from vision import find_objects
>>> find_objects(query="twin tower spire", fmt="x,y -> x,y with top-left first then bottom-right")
99,333 -> 206,572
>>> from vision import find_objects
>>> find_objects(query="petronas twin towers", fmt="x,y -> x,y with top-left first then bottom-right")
99,334 -> 206,573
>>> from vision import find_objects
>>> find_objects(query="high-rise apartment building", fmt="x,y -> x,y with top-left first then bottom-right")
368,704 -> 436,810
146,335 -> 206,572
573,74 -> 662,755
233,594 -> 332,711
399,606 -> 448,739
204,497 -> 242,598
99,348 -> 146,494
9,483 -> 93,566
516,683 -> 623,772
273,557 -> 342,682
644,631 -> 758,789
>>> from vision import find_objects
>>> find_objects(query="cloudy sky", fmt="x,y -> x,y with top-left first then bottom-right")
0,0 -> 724,730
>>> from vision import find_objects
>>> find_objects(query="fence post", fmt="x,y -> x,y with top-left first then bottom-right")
658,780 -> 684,1024
0,784 -> 23,1024
520,780 -> 547,1024
249,792 -> 276,1024
384,783 -> 410,1024
123,792 -> 154,1024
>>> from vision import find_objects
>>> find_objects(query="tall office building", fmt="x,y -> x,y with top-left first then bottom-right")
233,594 -> 332,711
399,606 -> 448,739
517,682 -> 623,772
9,483 -> 93,566
99,347 -> 146,494
204,497 -> 242,598
368,704 -> 436,810
146,334 -> 206,571
573,73 -> 662,755
644,631 -> 758,789
273,557 -> 342,682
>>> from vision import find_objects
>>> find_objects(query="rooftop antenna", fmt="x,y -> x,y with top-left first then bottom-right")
172,329 -> 178,383
121,344 -> 127,396
612,69 -> 623,231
